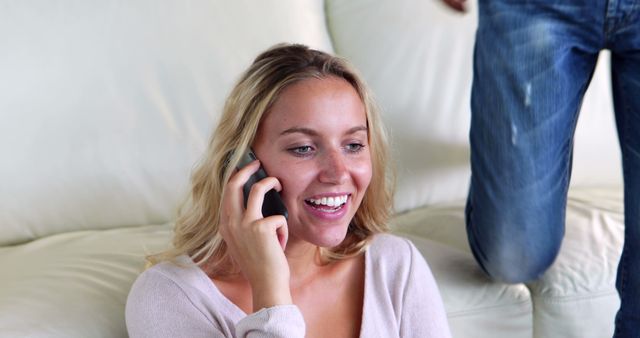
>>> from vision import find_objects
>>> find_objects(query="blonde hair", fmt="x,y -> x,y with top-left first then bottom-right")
149,43 -> 394,274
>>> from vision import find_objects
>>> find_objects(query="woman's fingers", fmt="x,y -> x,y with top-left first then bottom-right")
244,176 -> 283,219
225,160 -> 261,207
218,158 -> 292,309
442,0 -> 466,12
220,158 -> 289,269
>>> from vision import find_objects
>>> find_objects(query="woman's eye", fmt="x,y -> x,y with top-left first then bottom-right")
289,145 -> 313,155
346,143 -> 365,152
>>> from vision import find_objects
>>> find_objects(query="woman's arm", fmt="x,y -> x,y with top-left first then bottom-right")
126,266 -> 306,338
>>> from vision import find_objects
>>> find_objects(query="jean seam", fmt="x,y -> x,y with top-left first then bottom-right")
605,0 -> 618,38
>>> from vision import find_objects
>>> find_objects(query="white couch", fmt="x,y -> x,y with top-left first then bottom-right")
0,1 -> 623,337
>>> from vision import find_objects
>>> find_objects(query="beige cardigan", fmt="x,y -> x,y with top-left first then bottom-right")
125,233 -> 451,338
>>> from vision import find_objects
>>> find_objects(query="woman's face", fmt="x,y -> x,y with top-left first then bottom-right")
253,76 -> 372,248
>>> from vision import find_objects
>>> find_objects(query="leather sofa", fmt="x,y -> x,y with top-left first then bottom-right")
0,1 -> 623,337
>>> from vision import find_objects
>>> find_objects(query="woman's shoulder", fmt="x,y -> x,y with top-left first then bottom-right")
135,256 -> 201,286
126,255 -> 209,308
363,235 -> 451,337
366,233 -> 433,280
125,256 -> 238,337
368,233 -> 418,259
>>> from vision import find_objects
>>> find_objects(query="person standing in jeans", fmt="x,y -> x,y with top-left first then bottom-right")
442,0 -> 640,336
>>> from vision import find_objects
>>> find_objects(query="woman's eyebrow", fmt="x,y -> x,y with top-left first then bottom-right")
346,126 -> 368,134
280,127 -> 318,136
280,125 -> 368,136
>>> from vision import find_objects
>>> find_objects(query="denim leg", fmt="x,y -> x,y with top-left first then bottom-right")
609,3 -> 640,336
467,0 -> 602,283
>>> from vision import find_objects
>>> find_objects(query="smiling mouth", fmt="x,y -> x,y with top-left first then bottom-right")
305,195 -> 349,213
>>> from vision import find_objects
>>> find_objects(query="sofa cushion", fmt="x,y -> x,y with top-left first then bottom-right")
393,210 -> 532,338
393,186 -> 624,338
0,224 -> 171,337
1,221 -> 531,338
527,187 -> 623,338
325,0 -> 622,213
2,187 -> 620,338
326,0 -> 476,212
0,0 -> 333,246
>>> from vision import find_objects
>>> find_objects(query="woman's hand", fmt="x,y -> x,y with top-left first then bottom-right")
219,160 -> 292,311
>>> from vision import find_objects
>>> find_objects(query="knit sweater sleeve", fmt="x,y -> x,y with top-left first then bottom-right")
125,262 -> 306,338
236,305 -> 306,338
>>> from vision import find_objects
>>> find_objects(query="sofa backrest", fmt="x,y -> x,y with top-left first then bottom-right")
0,0 -> 332,246
326,0 -> 622,212
0,0 -> 622,245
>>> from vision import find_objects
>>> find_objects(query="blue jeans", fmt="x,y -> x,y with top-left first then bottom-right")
466,0 -> 640,336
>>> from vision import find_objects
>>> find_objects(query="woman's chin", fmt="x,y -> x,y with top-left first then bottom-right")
312,228 -> 350,248
288,217 -> 352,248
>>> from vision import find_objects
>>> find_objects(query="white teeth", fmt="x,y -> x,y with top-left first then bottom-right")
308,195 -> 348,207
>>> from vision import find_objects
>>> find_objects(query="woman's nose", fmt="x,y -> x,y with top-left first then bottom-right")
318,150 -> 349,184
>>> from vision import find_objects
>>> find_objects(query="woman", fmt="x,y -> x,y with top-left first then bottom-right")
126,43 -> 451,338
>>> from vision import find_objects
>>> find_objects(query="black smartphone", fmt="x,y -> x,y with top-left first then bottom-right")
236,148 -> 289,219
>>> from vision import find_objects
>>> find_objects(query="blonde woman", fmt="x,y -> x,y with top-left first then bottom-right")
125,43 -> 451,338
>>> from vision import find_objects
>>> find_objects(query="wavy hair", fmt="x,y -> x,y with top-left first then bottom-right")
148,43 -> 394,274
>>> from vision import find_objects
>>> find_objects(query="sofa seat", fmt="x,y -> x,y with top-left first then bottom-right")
1,187 -> 621,338
0,224 -> 172,337
394,186 -> 624,338
1,223 -> 532,338
402,235 -> 533,338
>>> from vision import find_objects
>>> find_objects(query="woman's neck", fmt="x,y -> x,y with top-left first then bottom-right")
284,238 -> 326,287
